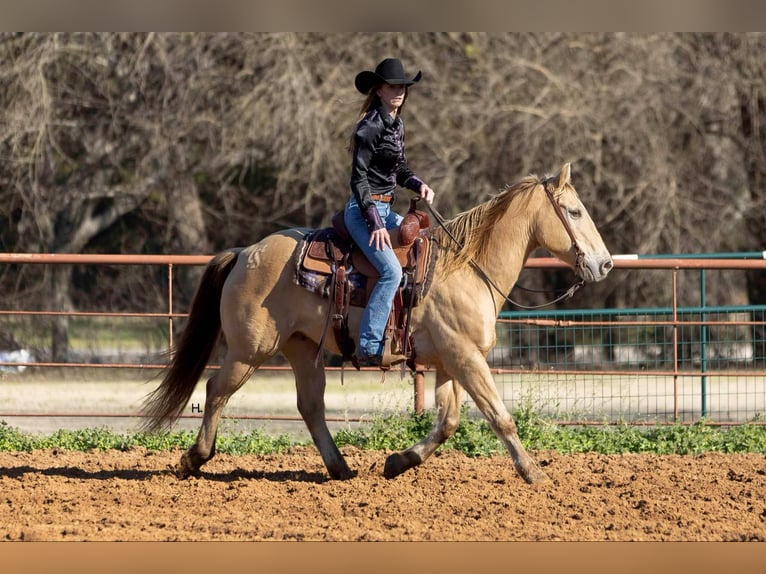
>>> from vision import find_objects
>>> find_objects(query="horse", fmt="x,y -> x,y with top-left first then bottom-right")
141,163 -> 613,484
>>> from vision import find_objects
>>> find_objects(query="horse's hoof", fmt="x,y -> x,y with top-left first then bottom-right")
383,451 -> 421,479
328,464 -> 357,481
331,469 -> 357,481
176,453 -> 200,479
523,466 -> 551,485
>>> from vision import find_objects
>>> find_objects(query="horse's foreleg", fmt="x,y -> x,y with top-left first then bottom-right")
384,370 -> 464,479
282,335 -> 355,480
178,357 -> 252,478
451,351 -> 550,485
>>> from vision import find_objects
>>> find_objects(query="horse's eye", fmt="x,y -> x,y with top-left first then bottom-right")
568,208 -> 582,219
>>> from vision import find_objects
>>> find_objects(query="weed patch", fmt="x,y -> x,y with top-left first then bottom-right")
1,411 -> 765,456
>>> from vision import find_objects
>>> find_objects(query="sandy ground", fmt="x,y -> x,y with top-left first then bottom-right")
1,447 -> 765,541
1,370 -> 765,542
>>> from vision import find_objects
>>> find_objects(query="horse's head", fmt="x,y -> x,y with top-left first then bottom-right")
536,163 -> 613,282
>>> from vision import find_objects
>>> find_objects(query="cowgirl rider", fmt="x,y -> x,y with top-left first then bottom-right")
343,58 -> 435,368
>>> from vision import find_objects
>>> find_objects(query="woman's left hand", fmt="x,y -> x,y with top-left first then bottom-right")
419,183 -> 435,204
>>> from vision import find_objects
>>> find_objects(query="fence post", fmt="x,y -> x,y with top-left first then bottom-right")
413,367 -> 425,414
672,270 -> 679,422
700,269 -> 708,418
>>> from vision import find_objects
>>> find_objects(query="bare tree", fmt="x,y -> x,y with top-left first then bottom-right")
692,33 -> 766,363
2,33 -> 765,360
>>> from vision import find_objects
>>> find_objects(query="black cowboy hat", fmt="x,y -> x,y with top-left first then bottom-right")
354,58 -> 422,94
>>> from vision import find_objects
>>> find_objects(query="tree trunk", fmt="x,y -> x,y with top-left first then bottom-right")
50,265 -> 73,363
46,190 -> 146,363
166,175 -> 212,309
746,270 -> 766,367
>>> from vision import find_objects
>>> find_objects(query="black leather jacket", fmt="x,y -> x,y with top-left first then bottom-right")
349,106 -> 424,230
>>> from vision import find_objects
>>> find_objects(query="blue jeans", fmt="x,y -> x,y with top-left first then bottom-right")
344,198 -> 403,357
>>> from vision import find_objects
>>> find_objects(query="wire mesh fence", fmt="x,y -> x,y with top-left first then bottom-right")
486,305 -> 766,424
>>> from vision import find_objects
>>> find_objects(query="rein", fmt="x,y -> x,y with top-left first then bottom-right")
422,179 -> 585,310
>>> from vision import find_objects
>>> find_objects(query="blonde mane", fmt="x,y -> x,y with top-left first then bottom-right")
435,174 -> 543,274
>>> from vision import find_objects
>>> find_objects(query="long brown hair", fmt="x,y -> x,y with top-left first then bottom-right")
347,85 -> 409,153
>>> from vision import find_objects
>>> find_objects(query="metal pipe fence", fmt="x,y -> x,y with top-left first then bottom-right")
0,252 -> 765,428
494,254 -> 766,425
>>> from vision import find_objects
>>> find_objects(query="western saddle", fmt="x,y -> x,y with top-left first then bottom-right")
294,198 -> 437,371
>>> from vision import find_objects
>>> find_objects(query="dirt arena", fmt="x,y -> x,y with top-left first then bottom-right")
1,446 -> 765,541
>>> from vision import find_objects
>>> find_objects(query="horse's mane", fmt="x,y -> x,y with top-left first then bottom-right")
435,174 -> 543,274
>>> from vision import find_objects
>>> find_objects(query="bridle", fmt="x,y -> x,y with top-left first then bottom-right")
540,177 -> 586,275
424,177 -> 585,310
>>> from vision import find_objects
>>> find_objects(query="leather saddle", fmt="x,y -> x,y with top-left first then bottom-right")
295,198 -> 437,371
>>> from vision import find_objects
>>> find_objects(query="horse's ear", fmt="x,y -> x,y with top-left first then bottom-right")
557,163 -> 572,189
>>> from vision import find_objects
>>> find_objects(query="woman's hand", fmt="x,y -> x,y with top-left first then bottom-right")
369,227 -> 393,251
419,183 -> 435,204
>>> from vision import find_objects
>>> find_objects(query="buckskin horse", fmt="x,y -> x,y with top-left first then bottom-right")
142,163 -> 613,484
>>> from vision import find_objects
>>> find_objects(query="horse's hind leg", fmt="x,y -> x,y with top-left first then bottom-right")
282,334 -> 354,480
178,356 -> 253,477
384,370 -> 464,479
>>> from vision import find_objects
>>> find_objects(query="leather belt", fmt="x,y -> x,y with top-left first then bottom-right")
370,194 -> 393,203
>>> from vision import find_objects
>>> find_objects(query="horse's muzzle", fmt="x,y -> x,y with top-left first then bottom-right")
579,255 -> 613,283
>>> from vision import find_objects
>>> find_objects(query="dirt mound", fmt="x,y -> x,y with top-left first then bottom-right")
1,447 -> 764,541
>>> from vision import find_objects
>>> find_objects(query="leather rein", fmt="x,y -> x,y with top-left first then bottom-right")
424,177 -> 585,310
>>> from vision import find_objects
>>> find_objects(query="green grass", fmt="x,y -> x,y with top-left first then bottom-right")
0,422 -> 297,454
2,407 -> 766,456
333,407 -> 766,456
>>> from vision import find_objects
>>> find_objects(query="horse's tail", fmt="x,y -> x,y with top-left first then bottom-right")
141,248 -> 242,432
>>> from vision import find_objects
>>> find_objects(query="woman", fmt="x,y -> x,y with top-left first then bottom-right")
344,57 -> 435,368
